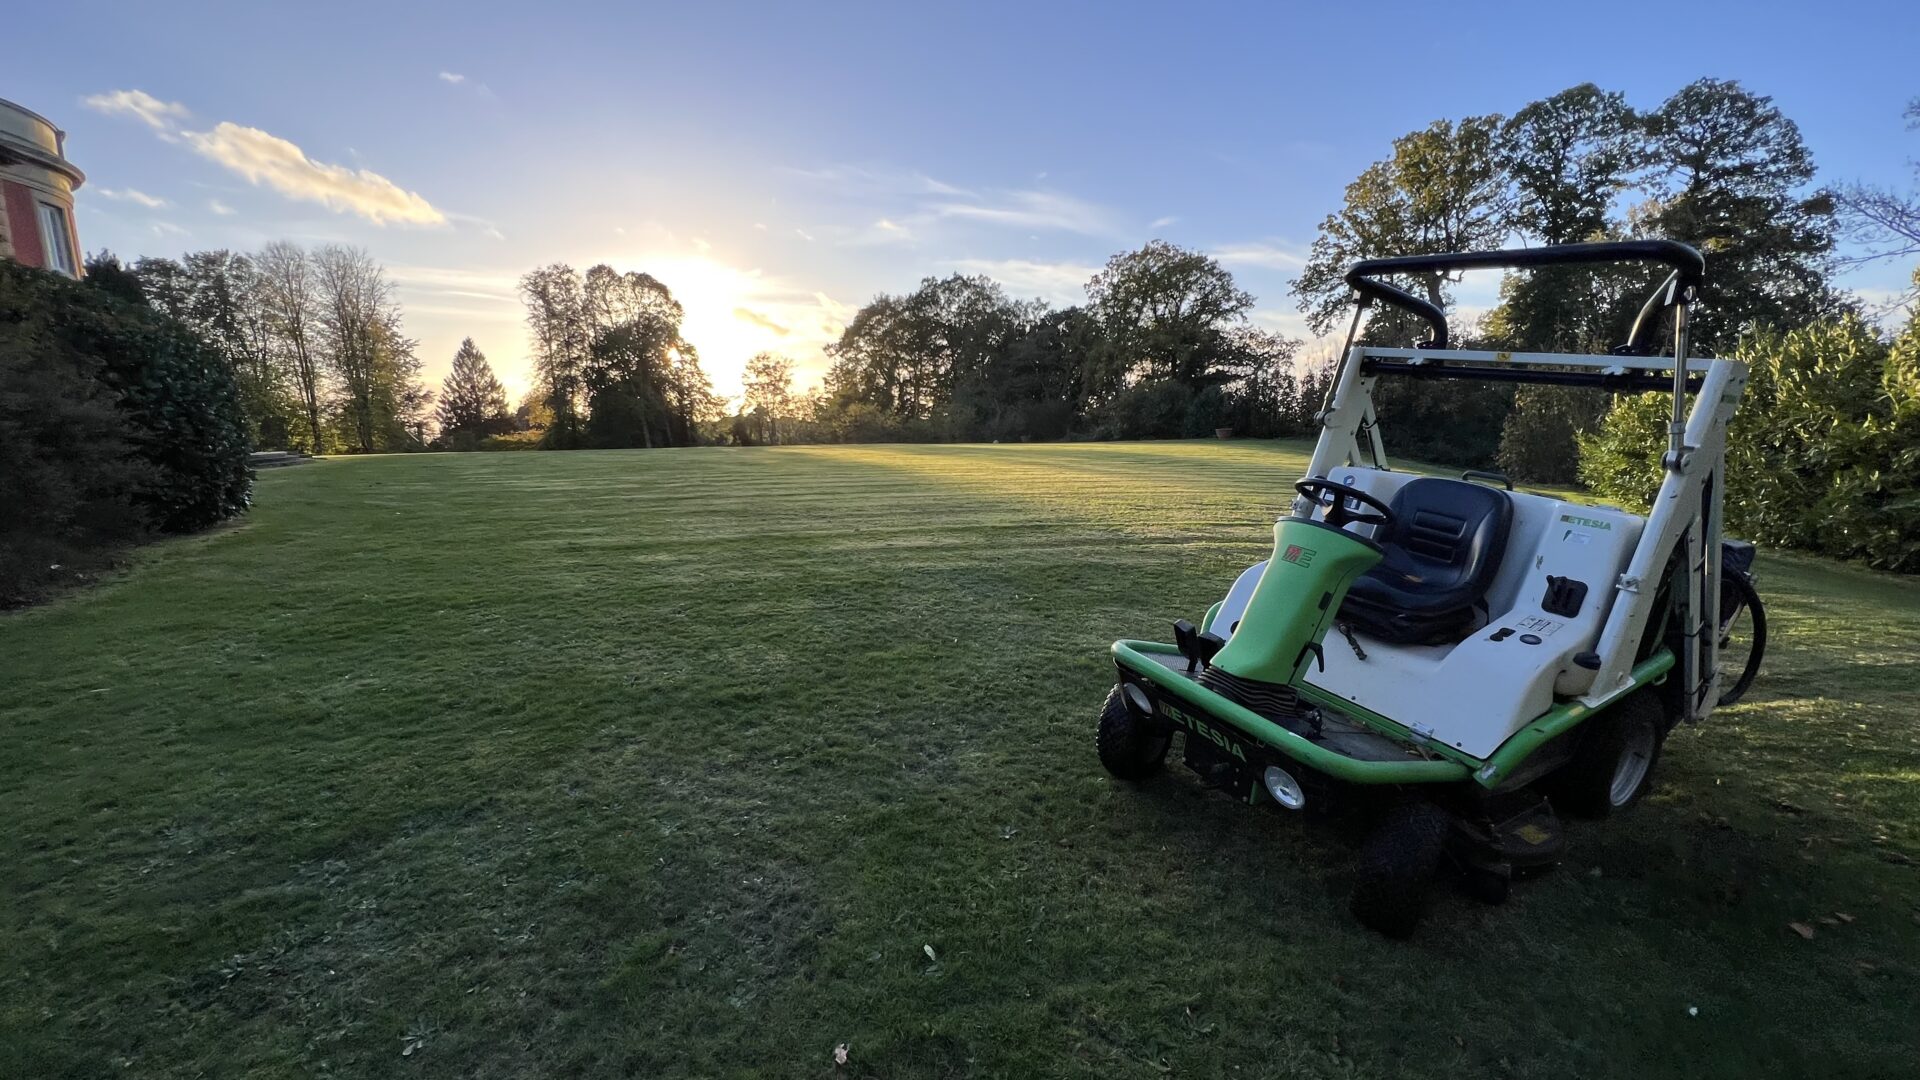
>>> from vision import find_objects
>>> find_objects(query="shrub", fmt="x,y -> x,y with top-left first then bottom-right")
478,430 -> 546,451
0,262 -> 251,602
1580,310 -> 1920,573
1497,385 -> 1608,483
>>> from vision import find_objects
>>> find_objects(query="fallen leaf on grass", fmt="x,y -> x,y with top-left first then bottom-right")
923,944 -> 937,962
1835,912 -> 1856,924
833,1044 -> 849,1066
1789,921 -> 1815,940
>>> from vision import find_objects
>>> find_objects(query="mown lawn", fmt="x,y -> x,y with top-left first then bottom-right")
4,441 -> 1918,1079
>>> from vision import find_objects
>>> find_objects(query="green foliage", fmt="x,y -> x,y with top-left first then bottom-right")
816,246 -> 1305,444
1498,386 -> 1609,483
1092,379 -> 1194,440
0,267 -> 149,602
1371,377 -> 1515,469
133,250 -> 296,447
433,337 -> 513,447
476,429 -> 545,451
519,263 -> 720,449
1581,308 -> 1920,571
0,261 -> 251,602
1293,115 -> 1508,338
1638,78 -> 1844,353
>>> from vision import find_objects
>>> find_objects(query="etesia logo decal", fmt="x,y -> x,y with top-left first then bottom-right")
1164,704 -> 1247,761
1281,544 -> 1318,567
1558,513 -> 1613,531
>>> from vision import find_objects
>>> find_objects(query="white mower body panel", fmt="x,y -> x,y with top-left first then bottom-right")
1231,331 -> 1747,762
1208,488 -> 1644,759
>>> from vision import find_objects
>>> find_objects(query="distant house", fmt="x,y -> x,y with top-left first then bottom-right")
0,97 -> 85,278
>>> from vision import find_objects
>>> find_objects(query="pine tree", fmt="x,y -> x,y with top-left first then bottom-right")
435,338 -> 511,444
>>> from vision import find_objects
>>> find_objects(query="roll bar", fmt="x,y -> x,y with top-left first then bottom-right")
1342,240 -> 1705,351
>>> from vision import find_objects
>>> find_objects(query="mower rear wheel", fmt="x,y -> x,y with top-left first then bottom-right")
1550,690 -> 1665,819
1349,800 -> 1451,938
1096,685 -> 1170,781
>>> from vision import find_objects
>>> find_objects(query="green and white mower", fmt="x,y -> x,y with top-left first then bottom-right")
1099,241 -> 1767,936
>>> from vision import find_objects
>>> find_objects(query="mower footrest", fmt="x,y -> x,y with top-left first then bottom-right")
1460,798 -> 1565,868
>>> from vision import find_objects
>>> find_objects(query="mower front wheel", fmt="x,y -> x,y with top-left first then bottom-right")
1350,800 -> 1451,938
1550,690 -> 1666,819
1096,685 -> 1170,781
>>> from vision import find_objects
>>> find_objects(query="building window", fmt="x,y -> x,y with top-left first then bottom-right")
38,202 -> 76,276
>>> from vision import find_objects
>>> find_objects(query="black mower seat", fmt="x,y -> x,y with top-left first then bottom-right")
1339,478 -> 1512,645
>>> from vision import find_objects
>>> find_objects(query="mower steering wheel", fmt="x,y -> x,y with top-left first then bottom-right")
1294,478 -> 1396,531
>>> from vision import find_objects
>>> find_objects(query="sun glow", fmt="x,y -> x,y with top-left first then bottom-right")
602,253 -> 841,403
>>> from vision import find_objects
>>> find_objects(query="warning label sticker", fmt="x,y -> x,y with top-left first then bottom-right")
1515,615 -> 1564,636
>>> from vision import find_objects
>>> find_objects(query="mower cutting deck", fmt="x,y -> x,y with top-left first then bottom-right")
1095,240 -> 1767,937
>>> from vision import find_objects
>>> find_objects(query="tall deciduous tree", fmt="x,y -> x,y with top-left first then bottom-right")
1293,116 -> 1508,339
1292,117 -> 1512,466
1638,78 -> 1842,352
519,264 -> 590,447
823,274 -> 1027,422
256,241 -> 325,453
1085,240 -> 1256,393
516,262 -> 719,448
435,338 -> 511,443
1486,84 -> 1646,481
741,352 -> 796,444
313,245 -> 422,453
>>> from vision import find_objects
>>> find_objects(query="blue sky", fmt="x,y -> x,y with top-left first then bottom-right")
16,0 -> 1920,400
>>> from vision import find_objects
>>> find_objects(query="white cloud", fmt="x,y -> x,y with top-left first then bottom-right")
151,221 -> 189,238
932,190 -> 1116,236
836,217 -> 915,247
182,122 -> 444,225
692,237 -> 712,252
82,89 -> 189,132
97,187 -> 168,208
948,258 -> 1099,306
1212,241 -> 1308,270
734,307 -> 791,335
1250,307 -> 1313,340
208,198 -> 236,215
1150,215 -> 1179,229
784,164 -> 971,199
388,265 -> 521,300
437,70 -> 495,97
794,228 -> 815,242
85,88 -> 446,227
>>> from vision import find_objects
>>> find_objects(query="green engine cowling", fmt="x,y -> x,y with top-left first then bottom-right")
1207,517 -> 1384,685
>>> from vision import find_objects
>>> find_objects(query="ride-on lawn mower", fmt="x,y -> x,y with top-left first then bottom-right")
1099,241 -> 1768,936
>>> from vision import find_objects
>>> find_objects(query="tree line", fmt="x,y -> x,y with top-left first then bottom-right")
86,244 -> 432,455
804,242 -> 1319,443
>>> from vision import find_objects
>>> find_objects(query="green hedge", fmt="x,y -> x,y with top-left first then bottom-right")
1580,309 -> 1920,573
1,262 -> 251,602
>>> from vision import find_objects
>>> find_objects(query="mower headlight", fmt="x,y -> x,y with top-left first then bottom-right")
1121,682 -> 1153,718
1263,765 -> 1306,811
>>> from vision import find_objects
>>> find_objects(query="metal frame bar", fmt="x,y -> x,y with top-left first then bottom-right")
1356,346 -> 1712,373
1343,240 -> 1706,351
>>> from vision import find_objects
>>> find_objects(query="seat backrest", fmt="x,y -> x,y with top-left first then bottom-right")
1382,478 -> 1512,593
